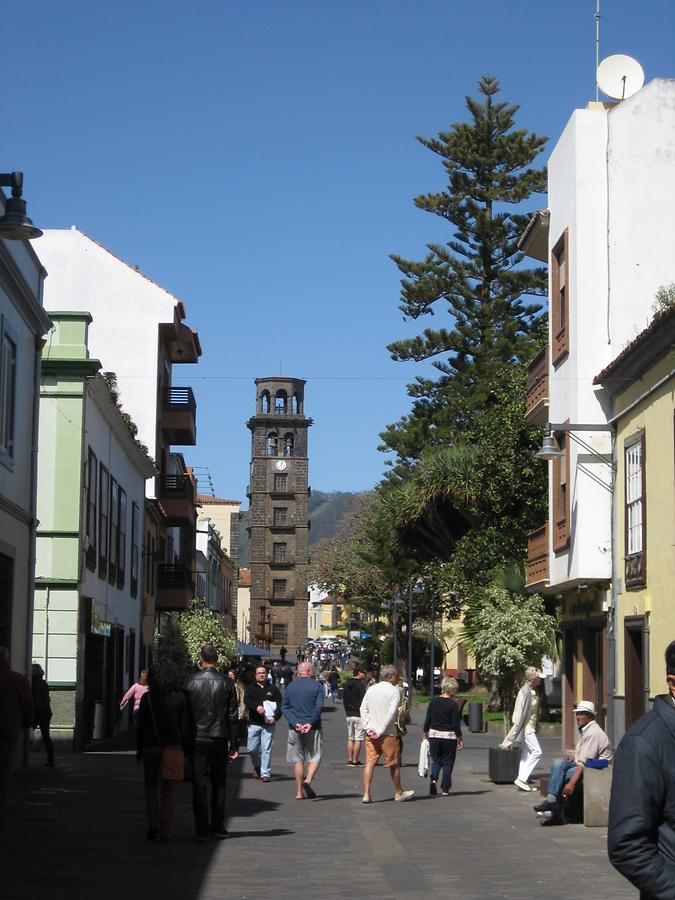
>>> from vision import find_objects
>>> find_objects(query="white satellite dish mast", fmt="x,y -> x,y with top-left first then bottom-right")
597,54 -> 645,101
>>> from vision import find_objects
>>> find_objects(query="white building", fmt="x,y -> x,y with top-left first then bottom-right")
0,204 -> 51,676
522,78 -> 675,747
34,228 -> 202,658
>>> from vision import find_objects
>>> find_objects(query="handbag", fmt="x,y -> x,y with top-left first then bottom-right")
148,694 -> 185,781
396,699 -> 411,736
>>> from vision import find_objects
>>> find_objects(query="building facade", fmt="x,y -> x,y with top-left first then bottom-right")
0,220 -> 50,678
522,79 -> 675,747
34,228 -> 202,665
247,377 -> 312,653
594,305 -> 675,740
33,313 -> 154,748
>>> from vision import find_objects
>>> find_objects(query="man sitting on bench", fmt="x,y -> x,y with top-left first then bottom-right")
533,700 -> 612,826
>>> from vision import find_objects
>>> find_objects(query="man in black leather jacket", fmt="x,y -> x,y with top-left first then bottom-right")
608,639 -> 675,899
184,644 -> 239,842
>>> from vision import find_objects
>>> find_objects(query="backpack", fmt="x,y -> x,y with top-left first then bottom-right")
396,698 -> 411,736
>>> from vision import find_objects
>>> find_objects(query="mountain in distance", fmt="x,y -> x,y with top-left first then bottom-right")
237,489 -> 369,568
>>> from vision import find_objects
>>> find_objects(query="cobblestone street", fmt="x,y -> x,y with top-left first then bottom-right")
2,700 -> 635,900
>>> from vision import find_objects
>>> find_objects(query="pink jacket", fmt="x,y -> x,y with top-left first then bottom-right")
120,682 -> 149,711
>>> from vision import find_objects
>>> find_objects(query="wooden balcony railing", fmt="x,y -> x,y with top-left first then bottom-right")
526,523 -> 549,588
525,347 -> 549,425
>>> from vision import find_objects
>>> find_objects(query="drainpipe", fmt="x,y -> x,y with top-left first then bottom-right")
24,335 -> 43,765
607,430 -> 618,745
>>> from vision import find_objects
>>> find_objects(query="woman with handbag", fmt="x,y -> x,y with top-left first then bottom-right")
423,676 -> 463,796
136,668 -> 189,843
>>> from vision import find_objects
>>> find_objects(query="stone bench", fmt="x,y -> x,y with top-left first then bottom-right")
539,765 -> 612,826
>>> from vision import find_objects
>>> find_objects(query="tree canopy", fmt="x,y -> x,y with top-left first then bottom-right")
381,75 -> 547,474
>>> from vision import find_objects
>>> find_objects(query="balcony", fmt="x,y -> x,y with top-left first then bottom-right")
161,387 -> 196,445
158,473 -> 195,524
525,348 -> 549,426
526,523 -> 549,590
159,320 -> 201,364
156,563 -> 193,610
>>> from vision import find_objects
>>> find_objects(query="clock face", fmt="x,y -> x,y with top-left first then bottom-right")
275,460 -> 288,471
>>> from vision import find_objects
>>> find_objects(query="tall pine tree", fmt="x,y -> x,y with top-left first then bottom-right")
381,76 -> 547,474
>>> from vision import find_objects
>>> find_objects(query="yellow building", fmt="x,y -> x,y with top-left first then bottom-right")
594,305 -> 675,741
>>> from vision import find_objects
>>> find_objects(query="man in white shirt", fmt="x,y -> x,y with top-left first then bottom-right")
359,665 -> 414,804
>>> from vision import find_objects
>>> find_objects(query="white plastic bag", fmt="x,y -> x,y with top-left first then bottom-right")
418,738 -> 430,778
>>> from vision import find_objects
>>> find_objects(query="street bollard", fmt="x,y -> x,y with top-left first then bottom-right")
468,701 -> 484,733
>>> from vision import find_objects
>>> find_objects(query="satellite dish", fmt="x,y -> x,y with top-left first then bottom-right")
597,54 -> 645,101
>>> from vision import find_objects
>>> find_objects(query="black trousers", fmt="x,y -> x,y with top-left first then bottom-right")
34,715 -> 54,765
191,739 -> 229,837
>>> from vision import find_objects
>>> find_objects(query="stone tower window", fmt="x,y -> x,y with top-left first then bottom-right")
273,579 -> 287,597
273,507 -> 287,526
273,472 -> 287,491
266,432 -> 278,456
275,390 -> 287,414
273,542 -> 287,562
260,391 -> 270,414
284,433 -> 294,457
292,393 -> 300,415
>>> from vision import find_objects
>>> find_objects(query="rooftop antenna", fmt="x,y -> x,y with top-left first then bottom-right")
597,54 -> 645,101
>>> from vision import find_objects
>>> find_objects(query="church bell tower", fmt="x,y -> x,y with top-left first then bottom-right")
246,377 -> 312,654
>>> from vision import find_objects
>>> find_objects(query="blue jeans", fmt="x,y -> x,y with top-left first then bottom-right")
548,758 -> 578,798
428,738 -> 458,793
247,724 -> 275,778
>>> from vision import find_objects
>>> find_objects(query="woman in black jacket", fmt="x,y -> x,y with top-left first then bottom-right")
423,677 -> 464,796
136,667 -> 190,843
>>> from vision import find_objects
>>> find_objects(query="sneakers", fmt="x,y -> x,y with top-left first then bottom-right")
514,778 -> 532,792
353,760 -> 363,766
302,781 -> 316,799
211,828 -> 228,840
347,761 -> 356,767
540,815 -> 564,827
394,790 -> 414,802
361,794 -> 372,803
533,799 -> 557,813
261,775 -> 271,782
429,780 -> 437,796
195,835 -> 209,843
252,766 -> 260,779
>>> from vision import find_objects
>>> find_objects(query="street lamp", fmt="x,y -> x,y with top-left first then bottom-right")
382,593 -> 404,670
407,578 -> 426,701
0,172 -> 42,241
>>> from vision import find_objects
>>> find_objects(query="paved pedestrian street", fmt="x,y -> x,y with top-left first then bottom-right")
2,701 -> 635,900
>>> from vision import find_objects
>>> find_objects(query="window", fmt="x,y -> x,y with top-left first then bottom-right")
552,432 -> 570,551
625,433 -> 646,588
117,488 -> 127,589
272,623 -> 288,644
260,391 -> 270,414
85,449 -> 98,571
98,466 -> 109,578
109,478 -> 119,586
0,321 -> 17,461
551,230 -> 569,363
273,507 -> 287,527
273,542 -> 287,563
273,579 -> 287,597
131,503 -> 139,598
273,472 -> 287,492
266,432 -> 278,456
284,433 -> 294,457
275,390 -> 287,414
292,393 -> 300,415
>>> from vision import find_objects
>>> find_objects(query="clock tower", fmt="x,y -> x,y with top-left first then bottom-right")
246,377 -> 312,655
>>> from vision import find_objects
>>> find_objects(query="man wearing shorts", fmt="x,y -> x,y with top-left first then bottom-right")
281,661 -> 324,799
360,665 -> 414,804
343,667 -> 367,766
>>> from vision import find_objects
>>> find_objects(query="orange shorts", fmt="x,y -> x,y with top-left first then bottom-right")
365,734 -> 401,767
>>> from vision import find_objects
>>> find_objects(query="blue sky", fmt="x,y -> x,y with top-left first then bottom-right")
4,1 -> 674,503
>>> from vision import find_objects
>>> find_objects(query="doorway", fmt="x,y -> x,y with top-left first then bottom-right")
624,617 -> 646,729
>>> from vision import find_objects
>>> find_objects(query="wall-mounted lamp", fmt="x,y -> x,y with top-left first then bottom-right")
0,171 -> 42,241
535,422 -> 615,468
